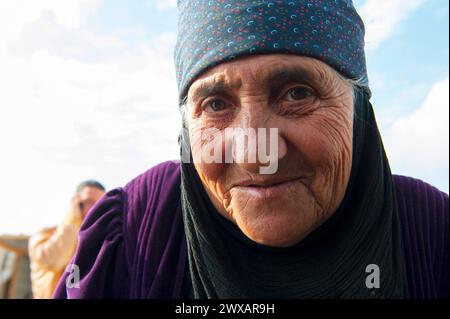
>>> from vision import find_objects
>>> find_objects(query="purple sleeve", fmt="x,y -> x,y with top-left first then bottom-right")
52,188 -> 129,299
394,175 -> 449,299
434,187 -> 449,298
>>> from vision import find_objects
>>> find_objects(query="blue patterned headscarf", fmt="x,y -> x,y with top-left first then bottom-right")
174,0 -> 369,100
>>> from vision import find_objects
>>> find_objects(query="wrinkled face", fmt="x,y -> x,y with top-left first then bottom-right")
186,54 -> 353,247
78,186 -> 105,218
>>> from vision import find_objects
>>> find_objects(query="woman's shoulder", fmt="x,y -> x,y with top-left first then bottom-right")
121,160 -> 182,237
392,174 -> 449,298
392,174 -> 448,223
123,160 -> 181,203
121,160 -> 183,254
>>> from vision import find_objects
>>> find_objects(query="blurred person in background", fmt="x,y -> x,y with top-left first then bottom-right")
28,180 -> 105,299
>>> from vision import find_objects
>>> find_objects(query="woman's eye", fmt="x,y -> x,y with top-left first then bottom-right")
284,86 -> 315,101
203,99 -> 230,113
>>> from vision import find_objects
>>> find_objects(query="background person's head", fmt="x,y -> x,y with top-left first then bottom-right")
75,180 -> 106,218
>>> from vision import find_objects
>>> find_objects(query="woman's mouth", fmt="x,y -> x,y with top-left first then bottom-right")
231,178 -> 304,199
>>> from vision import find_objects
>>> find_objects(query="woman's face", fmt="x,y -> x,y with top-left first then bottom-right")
186,54 -> 354,247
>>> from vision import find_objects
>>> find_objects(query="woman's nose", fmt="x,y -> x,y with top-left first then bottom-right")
230,108 -> 288,174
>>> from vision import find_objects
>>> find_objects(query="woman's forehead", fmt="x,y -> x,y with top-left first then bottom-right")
188,54 -> 335,97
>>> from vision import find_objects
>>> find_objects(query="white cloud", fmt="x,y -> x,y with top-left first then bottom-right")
144,0 -> 177,11
158,0 -> 177,11
0,0 -> 103,42
0,2 -> 180,235
357,0 -> 424,50
383,78 -> 449,192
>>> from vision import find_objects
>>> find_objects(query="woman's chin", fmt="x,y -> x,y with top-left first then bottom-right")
232,206 -> 318,248
224,185 -> 320,247
240,224 -> 311,248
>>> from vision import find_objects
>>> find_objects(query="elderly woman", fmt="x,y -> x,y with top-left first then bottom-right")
54,0 -> 448,299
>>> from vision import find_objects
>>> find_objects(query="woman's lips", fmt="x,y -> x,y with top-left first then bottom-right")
231,178 -> 303,199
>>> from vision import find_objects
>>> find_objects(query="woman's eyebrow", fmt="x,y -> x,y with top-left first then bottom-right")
266,66 -> 318,86
190,78 -> 241,102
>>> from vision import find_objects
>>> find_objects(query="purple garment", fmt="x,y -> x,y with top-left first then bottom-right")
394,175 -> 449,298
53,160 -> 448,299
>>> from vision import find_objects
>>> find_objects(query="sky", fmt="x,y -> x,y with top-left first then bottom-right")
0,0 -> 448,235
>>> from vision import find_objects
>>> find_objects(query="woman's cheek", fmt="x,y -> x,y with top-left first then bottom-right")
285,119 -> 335,170
296,102 -> 352,165
194,161 -> 224,189
283,109 -> 352,208
189,122 -> 227,200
